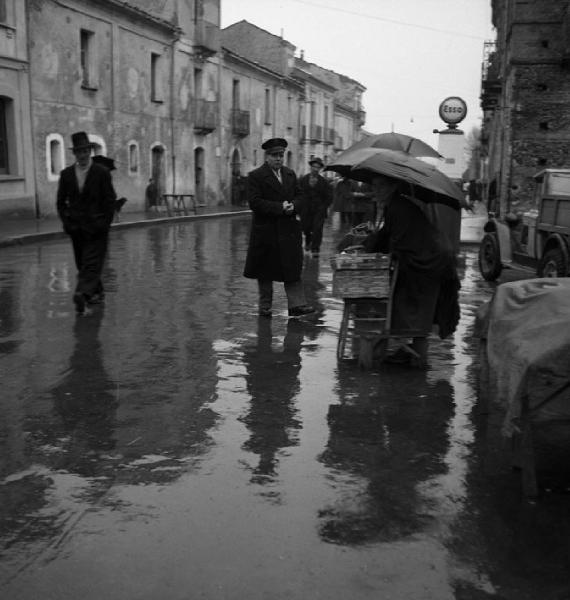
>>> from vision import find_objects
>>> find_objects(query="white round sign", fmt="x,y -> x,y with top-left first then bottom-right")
439,96 -> 467,125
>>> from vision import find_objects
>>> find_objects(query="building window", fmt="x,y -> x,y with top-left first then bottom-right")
80,29 -> 97,89
128,141 -> 139,174
194,67 -> 203,98
264,89 -> 271,125
253,149 -> 257,166
232,79 -> 240,109
151,53 -> 163,102
0,1 -> 7,24
46,134 -> 65,181
0,97 -> 9,174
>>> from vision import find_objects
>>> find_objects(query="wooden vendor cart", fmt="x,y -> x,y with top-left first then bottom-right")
331,249 -> 398,368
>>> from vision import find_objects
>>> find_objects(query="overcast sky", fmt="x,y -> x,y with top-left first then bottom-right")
220,0 -> 495,146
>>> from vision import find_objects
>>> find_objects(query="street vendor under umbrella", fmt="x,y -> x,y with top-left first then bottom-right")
364,175 -> 460,367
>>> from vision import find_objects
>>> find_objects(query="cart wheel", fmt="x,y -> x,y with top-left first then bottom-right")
478,233 -> 502,281
337,301 -> 351,360
538,247 -> 568,277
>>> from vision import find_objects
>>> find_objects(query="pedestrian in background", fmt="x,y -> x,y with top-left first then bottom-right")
243,138 -> 315,319
298,157 -> 332,255
145,178 -> 158,211
350,181 -> 376,225
56,131 -> 117,314
333,176 -> 362,225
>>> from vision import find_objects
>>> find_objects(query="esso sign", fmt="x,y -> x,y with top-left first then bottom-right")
439,97 -> 467,126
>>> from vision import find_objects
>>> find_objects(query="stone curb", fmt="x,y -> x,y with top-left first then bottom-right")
0,210 -> 251,249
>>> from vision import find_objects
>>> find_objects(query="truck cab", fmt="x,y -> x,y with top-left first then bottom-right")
478,169 -> 570,280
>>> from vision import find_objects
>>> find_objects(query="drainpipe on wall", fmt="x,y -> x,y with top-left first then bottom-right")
170,31 -> 180,194
217,48 -> 223,205
25,5 -> 40,218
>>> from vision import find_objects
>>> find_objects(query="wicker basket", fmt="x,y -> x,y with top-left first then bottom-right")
331,252 -> 391,298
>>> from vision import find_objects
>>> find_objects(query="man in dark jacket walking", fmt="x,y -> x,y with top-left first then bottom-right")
298,157 -> 332,255
56,131 -> 117,314
243,138 -> 315,319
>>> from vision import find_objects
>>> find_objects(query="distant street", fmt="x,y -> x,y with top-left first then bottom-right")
1,215 -> 569,600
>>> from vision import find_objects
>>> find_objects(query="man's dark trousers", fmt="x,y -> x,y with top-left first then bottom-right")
70,230 -> 109,298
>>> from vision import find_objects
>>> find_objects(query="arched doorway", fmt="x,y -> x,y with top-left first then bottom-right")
194,147 -> 204,206
151,145 -> 166,198
231,148 -> 245,206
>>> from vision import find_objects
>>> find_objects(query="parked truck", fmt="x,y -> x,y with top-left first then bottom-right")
478,169 -> 570,280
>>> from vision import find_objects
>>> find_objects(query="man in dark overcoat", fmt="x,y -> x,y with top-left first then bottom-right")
57,131 -> 117,314
298,157 -> 332,255
243,138 -> 315,318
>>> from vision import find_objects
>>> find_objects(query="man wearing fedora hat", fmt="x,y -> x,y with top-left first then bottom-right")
298,157 -> 332,255
56,131 -> 117,314
243,138 -> 315,318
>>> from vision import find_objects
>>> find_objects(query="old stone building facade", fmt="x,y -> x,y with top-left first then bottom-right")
0,0 -> 35,215
220,19 -> 366,202
480,0 -> 570,215
0,1 -> 365,219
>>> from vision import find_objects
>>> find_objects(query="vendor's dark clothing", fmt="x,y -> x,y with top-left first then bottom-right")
57,162 -> 116,301
298,173 -> 332,252
365,194 -> 460,338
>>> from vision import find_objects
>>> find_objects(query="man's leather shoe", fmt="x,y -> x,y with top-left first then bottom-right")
288,305 -> 315,317
258,308 -> 272,318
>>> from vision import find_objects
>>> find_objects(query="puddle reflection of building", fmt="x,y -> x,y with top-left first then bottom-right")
318,375 -> 454,545
52,309 -> 118,476
240,318 -> 305,484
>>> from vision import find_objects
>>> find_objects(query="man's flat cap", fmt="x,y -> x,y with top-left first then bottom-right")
262,138 -> 288,153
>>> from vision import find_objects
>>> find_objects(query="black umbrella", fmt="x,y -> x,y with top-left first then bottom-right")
338,132 -> 442,159
326,147 -> 467,210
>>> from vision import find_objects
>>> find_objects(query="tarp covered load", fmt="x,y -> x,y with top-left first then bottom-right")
477,278 -> 570,436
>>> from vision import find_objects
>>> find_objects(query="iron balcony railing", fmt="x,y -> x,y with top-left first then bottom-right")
193,99 -> 218,134
231,109 -> 250,137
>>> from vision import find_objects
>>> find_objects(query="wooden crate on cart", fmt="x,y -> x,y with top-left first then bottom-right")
331,252 -> 391,299
331,252 -> 393,366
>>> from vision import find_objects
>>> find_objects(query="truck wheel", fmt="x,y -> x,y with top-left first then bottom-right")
538,247 -> 568,277
478,233 -> 502,281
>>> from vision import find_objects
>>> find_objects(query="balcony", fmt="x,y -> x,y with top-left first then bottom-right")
311,125 -> 323,141
231,109 -> 250,137
481,47 -> 501,111
193,20 -> 220,58
323,127 -> 335,145
301,125 -> 323,143
193,99 -> 218,134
